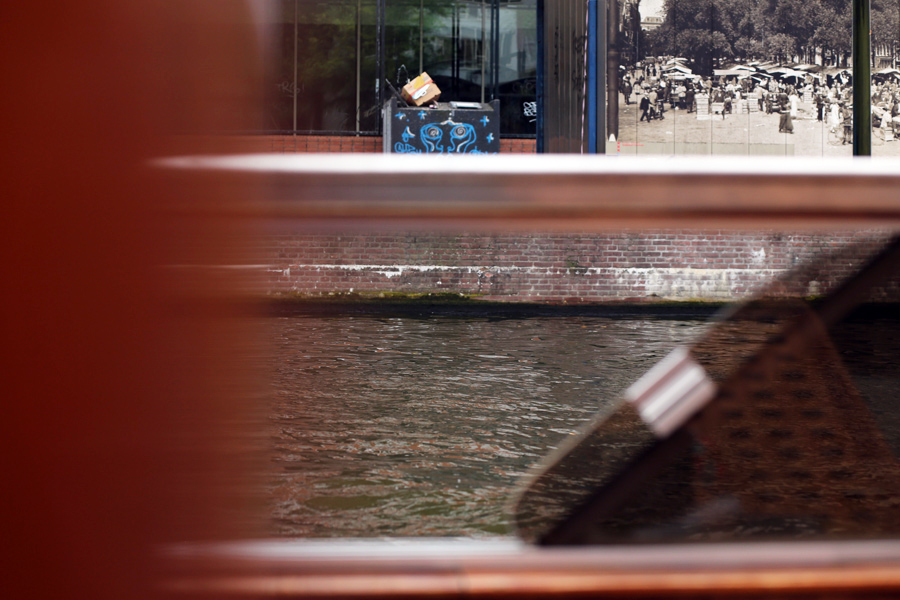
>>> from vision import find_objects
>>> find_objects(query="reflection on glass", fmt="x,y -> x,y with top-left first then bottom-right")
614,0 -> 900,157
261,0 -> 537,136
511,238 -> 900,544
386,0 -> 538,136
259,1 -> 896,147
262,0 -> 378,133
386,1 -> 483,104
496,0 -> 538,135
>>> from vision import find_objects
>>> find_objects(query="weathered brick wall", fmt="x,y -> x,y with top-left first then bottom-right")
258,230 -> 899,303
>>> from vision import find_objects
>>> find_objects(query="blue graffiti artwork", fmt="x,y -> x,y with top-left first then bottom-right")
394,143 -> 421,153
386,100 -> 499,155
420,119 -> 480,154
393,126 -> 422,153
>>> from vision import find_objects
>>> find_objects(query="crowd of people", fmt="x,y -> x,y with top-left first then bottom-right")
621,59 -> 900,142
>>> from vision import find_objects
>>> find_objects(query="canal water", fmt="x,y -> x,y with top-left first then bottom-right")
266,311 -> 710,538
265,309 -> 900,540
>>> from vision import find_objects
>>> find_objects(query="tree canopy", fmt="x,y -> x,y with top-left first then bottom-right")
629,0 -> 900,76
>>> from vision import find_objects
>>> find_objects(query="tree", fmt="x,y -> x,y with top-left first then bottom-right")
269,0 -> 455,131
619,0 -> 644,65
766,32 -> 797,63
642,24 -> 673,58
809,2 -> 851,66
654,0 -> 896,68
872,0 -> 900,66
662,0 -> 734,75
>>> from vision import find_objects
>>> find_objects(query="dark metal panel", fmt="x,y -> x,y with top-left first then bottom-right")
536,0 -> 544,152
588,0 -> 597,152
606,0 -> 618,142
853,0 -> 872,155
543,0 -> 590,153
492,0 -> 500,101
376,0 -> 386,134
596,0 -> 606,151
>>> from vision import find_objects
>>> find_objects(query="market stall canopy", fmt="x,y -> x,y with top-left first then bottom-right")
713,68 -> 746,77
874,68 -> 900,80
765,67 -> 809,81
662,64 -> 692,74
669,73 -> 700,80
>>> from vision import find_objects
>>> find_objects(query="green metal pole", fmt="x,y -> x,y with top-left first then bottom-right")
853,0 -> 871,155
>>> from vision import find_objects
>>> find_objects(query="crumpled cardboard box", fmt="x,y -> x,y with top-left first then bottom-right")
401,72 -> 441,107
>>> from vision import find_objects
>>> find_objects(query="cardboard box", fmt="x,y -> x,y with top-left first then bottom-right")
401,72 -> 441,107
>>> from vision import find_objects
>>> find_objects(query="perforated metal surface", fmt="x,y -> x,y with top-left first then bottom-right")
692,303 -> 900,537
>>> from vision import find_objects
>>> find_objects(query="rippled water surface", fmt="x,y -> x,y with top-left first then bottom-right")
266,314 -> 711,538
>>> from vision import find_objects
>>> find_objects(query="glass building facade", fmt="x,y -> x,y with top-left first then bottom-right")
259,0 -> 900,156
261,0 -> 538,137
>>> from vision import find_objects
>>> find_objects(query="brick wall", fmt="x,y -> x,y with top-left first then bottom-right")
219,135 -> 535,154
258,230 -> 900,303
